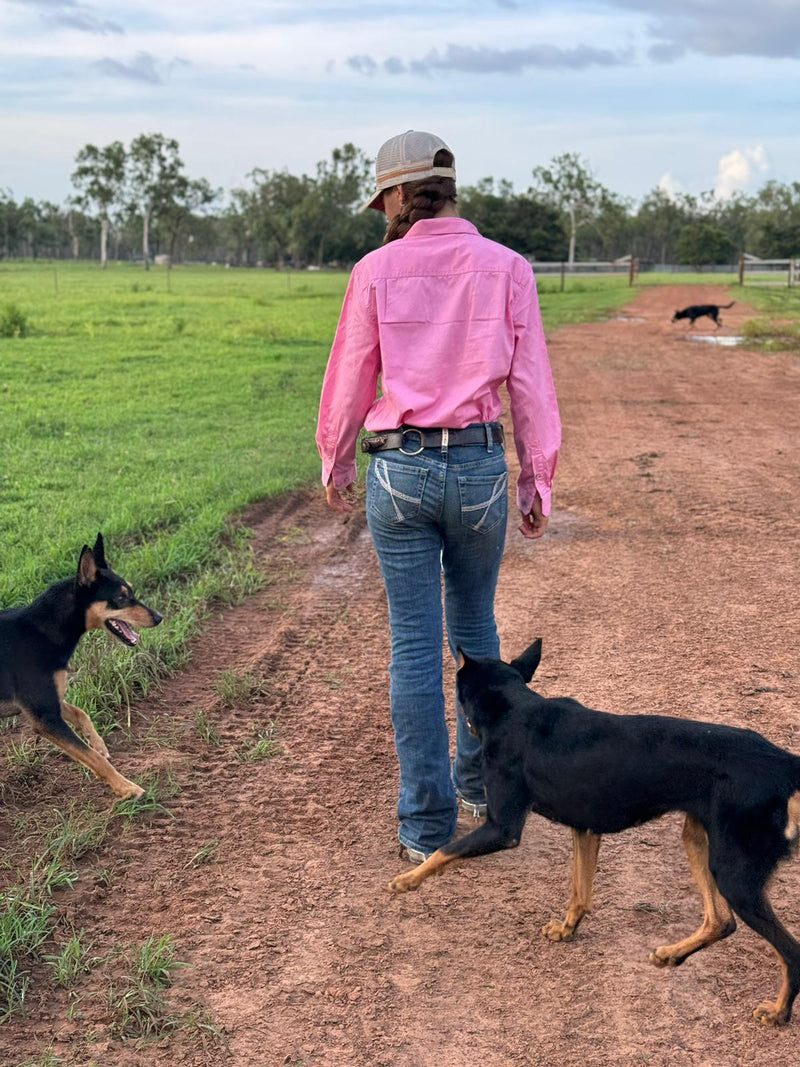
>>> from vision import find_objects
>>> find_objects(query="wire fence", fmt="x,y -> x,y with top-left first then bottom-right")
529,256 -> 800,289
738,257 -> 800,287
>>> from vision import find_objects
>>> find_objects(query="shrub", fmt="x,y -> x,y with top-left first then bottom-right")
0,303 -> 29,338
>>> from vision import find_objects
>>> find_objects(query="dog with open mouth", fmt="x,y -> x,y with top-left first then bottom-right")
0,534 -> 162,799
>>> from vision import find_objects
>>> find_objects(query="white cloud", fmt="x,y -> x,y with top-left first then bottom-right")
714,146 -> 769,199
657,172 -> 681,198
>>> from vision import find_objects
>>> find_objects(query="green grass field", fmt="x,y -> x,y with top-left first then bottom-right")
0,261 -> 632,602
1,260 -> 796,722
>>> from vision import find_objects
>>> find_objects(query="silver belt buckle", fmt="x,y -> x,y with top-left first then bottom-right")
399,428 -> 425,456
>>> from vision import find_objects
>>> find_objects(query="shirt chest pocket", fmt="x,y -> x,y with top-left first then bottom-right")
380,273 -> 510,325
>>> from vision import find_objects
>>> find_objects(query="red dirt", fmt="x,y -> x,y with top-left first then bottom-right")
2,286 -> 799,1066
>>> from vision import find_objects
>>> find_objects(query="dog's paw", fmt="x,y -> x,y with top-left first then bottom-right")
541,920 -> 574,942
388,872 -> 418,894
753,1000 -> 789,1027
116,781 -> 145,801
648,947 -> 682,968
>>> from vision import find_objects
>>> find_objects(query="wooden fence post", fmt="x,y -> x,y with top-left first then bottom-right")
629,255 -> 635,286
738,256 -> 744,286
560,262 -> 565,292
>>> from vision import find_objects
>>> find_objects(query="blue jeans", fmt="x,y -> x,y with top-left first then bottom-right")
366,432 -> 508,855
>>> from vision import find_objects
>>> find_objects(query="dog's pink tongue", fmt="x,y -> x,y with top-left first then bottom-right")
118,621 -> 140,644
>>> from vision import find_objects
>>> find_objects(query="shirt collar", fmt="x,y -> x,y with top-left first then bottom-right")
404,217 -> 480,238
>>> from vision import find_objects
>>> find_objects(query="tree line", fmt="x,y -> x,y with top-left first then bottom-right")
1,134 -> 799,268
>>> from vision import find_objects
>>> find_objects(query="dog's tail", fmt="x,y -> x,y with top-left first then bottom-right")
722,302 -> 735,309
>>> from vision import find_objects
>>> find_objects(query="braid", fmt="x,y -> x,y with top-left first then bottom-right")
383,149 -> 457,244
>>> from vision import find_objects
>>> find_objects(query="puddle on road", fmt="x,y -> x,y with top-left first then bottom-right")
681,335 -> 744,346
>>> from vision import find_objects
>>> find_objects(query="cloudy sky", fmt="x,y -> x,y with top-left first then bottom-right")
2,0 -> 798,207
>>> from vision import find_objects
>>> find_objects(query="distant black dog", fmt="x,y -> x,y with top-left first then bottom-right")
389,640 -> 800,1027
0,535 -> 162,799
672,301 -> 734,328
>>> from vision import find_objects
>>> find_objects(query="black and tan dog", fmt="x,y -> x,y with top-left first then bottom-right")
0,534 -> 162,799
389,640 -> 800,1027
672,301 -> 734,328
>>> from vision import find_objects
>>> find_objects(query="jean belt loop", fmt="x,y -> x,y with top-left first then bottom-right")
440,427 -> 449,457
486,422 -> 494,453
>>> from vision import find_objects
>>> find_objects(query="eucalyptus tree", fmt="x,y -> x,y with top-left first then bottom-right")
530,152 -> 614,264
127,133 -> 186,268
158,176 -> 220,261
674,222 -> 735,269
0,189 -> 18,258
71,140 -> 126,268
746,181 -> 800,258
290,143 -> 374,266
459,177 -> 567,260
634,188 -> 689,264
238,168 -> 312,266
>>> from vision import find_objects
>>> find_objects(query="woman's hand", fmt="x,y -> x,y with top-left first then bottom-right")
518,494 -> 549,540
325,480 -> 356,513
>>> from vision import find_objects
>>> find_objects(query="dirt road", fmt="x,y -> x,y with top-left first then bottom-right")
2,286 -> 799,1066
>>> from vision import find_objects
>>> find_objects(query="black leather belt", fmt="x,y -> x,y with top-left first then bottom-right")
361,423 -> 504,455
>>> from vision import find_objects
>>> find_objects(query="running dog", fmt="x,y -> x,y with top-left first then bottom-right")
389,639 -> 800,1027
0,534 -> 162,798
672,301 -> 734,328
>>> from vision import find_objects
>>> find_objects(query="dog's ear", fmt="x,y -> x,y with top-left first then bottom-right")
510,639 -> 542,682
77,545 -> 98,587
93,532 -> 107,569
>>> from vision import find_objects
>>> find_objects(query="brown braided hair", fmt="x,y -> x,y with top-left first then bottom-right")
383,148 -> 457,244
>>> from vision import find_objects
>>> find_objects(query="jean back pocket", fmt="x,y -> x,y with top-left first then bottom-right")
458,470 -> 508,533
369,458 -> 428,524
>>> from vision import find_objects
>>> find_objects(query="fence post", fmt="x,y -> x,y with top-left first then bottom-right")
738,256 -> 744,286
560,262 -> 565,292
629,254 -> 635,287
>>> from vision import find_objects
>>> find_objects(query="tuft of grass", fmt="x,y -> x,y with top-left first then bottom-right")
111,770 -> 179,820
0,800 -> 120,1019
742,316 -> 800,352
17,1050 -> 64,1067
46,929 -> 93,988
24,803 -> 112,897
0,888 -> 56,1020
4,734 -> 44,768
194,708 -> 221,746
135,934 -> 185,989
238,724 -> 282,762
106,935 -> 201,1042
214,668 -> 270,708
0,301 -> 29,337
631,900 -> 672,917
185,841 -> 220,868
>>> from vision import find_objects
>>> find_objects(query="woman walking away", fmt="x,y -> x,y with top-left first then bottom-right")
316,130 -> 561,863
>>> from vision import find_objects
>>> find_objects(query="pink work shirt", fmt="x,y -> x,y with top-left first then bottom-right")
316,217 -> 561,515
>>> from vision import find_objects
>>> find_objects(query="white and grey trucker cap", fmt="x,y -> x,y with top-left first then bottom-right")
361,130 -> 456,212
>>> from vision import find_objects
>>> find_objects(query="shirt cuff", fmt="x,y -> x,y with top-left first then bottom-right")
517,481 -> 551,517
321,457 -> 358,490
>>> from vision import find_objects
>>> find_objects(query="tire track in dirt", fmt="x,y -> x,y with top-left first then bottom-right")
2,286 -> 799,1067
